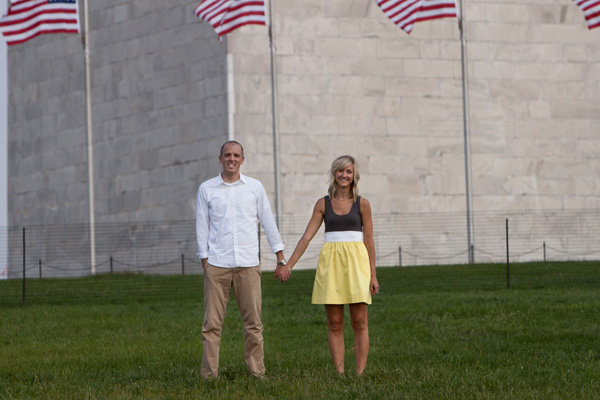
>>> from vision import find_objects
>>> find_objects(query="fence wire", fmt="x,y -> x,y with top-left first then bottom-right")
0,209 -> 599,282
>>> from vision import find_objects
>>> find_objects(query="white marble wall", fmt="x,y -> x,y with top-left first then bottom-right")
6,0 -> 600,273
230,0 -> 600,223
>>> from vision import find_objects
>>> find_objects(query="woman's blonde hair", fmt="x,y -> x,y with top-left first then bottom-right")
328,155 -> 360,201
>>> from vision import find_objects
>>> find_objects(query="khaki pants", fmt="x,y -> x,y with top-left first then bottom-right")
201,264 -> 264,378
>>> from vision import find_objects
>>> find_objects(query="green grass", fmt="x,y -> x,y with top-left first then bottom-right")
1,261 -> 599,399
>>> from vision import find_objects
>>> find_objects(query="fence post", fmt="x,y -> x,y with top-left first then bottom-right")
110,255 -> 113,274
543,242 -> 546,262
22,227 -> 26,306
398,246 -> 402,267
39,259 -> 42,279
181,253 -> 185,275
506,218 -> 510,289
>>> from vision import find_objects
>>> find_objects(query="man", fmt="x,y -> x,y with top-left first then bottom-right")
196,140 -> 286,379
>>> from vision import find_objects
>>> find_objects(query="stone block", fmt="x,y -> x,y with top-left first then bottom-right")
404,58 -> 459,79
386,76 -> 442,97
487,3 -> 530,23
550,100 -> 599,119
276,0 -> 322,18
349,57 -> 404,77
489,80 -> 540,100
376,38 -> 420,59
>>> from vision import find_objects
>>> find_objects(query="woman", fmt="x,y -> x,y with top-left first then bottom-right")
275,155 -> 379,376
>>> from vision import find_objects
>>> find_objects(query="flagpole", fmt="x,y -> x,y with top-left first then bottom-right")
267,0 -> 281,228
82,0 -> 96,274
458,0 -> 474,263
226,52 -> 235,141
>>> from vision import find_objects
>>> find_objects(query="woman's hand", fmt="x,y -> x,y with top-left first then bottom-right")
279,266 -> 292,282
370,275 -> 379,295
274,264 -> 292,282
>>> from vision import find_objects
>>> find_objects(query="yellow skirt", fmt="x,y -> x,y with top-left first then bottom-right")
311,241 -> 372,305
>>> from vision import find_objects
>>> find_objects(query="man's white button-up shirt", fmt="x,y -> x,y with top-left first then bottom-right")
196,173 -> 284,268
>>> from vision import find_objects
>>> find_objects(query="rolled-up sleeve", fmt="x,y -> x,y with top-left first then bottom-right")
196,184 -> 210,259
256,183 -> 285,254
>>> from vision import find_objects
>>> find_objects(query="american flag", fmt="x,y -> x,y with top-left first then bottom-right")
375,0 -> 457,34
0,0 -> 79,46
194,0 -> 266,38
573,0 -> 600,29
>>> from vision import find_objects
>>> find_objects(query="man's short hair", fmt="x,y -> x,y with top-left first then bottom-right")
220,141 -> 244,157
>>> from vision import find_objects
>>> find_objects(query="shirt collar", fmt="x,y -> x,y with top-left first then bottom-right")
218,173 -> 247,186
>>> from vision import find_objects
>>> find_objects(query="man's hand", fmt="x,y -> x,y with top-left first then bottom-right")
274,264 -> 291,282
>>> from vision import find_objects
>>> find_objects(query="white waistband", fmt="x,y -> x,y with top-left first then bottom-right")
325,231 -> 364,242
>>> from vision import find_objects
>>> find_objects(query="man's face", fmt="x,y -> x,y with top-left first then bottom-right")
219,143 -> 244,175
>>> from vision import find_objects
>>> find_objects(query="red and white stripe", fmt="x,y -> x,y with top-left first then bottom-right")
573,0 -> 600,29
0,0 -> 80,46
375,0 -> 457,34
194,0 -> 266,38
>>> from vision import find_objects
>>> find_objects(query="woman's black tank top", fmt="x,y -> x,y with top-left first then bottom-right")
323,195 -> 363,233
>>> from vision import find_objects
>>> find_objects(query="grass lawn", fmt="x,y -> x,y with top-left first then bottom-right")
1,262 -> 599,399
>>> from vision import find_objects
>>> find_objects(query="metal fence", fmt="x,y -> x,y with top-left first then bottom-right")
1,209 -> 599,281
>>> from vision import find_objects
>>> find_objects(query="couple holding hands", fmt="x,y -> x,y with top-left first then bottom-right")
196,141 -> 378,379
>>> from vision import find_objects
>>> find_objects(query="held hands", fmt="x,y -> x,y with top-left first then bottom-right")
274,263 -> 292,282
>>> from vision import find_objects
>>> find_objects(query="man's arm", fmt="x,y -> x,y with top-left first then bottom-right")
256,183 -> 285,254
274,251 -> 284,264
196,185 -> 210,261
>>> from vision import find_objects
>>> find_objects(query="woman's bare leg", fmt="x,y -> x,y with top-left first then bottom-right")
325,304 -> 345,375
349,303 -> 369,376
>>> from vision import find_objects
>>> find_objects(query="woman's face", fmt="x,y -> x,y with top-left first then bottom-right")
335,163 -> 354,190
